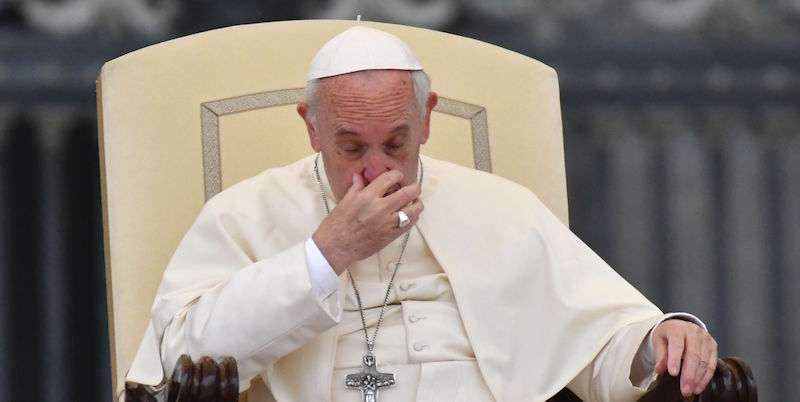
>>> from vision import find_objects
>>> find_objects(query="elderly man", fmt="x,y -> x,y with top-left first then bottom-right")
127,26 -> 717,401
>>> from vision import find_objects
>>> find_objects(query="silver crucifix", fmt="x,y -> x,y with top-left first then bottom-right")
345,354 -> 395,402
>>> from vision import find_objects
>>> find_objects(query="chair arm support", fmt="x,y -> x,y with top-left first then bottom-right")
638,357 -> 757,402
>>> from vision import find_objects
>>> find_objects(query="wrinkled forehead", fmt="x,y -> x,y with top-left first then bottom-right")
317,70 -> 418,112
321,70 -> 413,92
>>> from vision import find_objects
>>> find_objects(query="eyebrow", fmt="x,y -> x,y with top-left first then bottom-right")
333,130 -> 360,137
333,124 -> 410,137
392,124 -> 409,133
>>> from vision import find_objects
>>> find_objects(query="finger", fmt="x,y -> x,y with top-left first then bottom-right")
390,199 -> 424,232
678,327 -> 706,397
383,182 -> 421,212
690,332 -> 717,394
652,332 -> 669,375
680,350 -> 701,397
693,359 -> 712,395
396,198 -> 424,228
666,334 -> 685,378
680,326 -> 713,397
697,355 -> 717,394
695,339 -> 718,394
361,170 -> 404,198
337,173 -> 365,205
349,173 -> 365,194
404,197 -> 424,219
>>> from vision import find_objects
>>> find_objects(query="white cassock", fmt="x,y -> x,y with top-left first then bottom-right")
126,154 -> 669,401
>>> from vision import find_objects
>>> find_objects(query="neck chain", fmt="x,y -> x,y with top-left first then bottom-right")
313,153 -> 422,402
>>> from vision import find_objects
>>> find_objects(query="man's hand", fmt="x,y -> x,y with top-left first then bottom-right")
652,319 -> 718,397
312,170 -> 423,274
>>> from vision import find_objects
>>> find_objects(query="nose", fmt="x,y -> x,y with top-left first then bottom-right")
362,150 -> 390,183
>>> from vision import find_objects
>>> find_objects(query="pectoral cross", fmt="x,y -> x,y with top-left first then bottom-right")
345,354 -> 395,402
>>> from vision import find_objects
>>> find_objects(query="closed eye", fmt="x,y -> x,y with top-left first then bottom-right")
341,145 -> 364,155
385,132 -> 408,152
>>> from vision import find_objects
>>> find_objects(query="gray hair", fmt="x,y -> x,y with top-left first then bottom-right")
304,69 -> 431,128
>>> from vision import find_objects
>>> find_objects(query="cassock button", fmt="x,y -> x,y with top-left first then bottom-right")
413,342 -> 429,352
399,281 -> 416,291
408,315 -> 424,323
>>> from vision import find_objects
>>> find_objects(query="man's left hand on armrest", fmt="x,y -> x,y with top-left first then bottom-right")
652,319 -> 718,397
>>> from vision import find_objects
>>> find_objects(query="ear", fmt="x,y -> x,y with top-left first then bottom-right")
420,91 -> 438,145
297,102 -> 321,152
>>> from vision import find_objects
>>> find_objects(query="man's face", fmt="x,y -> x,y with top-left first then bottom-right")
299,70 -> 436,201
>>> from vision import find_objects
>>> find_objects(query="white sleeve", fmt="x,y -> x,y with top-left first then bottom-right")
566,313 -> 707,402
180,242 -> 342,389
141,204 -> 344,392
304,237 -> 341,301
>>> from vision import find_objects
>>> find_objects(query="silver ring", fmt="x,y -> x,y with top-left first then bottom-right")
397,211 -> 410,228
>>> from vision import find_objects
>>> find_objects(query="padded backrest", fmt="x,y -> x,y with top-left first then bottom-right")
97,19 -> 566,399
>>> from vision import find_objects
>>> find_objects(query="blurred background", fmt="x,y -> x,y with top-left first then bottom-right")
0,0 -> 797,401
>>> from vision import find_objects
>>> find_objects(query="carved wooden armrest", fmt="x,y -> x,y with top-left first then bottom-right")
126,355 -> 756,402
638,357 -> 757,402
124,355 -> 238,402
548,357 -> 757,402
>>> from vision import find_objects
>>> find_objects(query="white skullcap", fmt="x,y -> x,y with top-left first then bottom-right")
307,26 -> 424,81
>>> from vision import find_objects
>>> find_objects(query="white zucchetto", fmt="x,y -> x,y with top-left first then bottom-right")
306,26 -> 424,81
